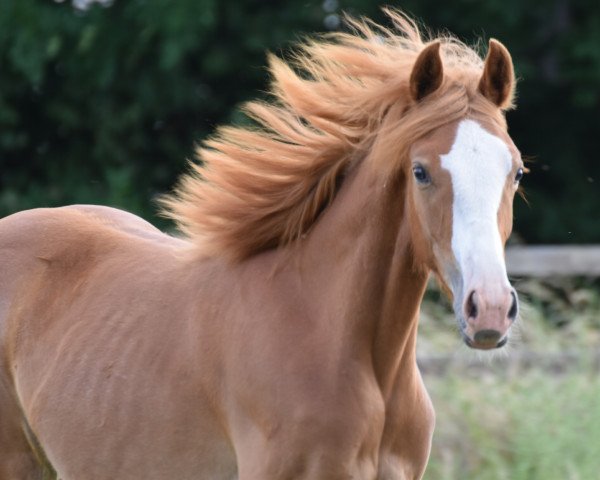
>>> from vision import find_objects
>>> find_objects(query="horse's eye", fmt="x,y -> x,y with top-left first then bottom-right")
515,167 -> 524,183
412,165 -> 431,185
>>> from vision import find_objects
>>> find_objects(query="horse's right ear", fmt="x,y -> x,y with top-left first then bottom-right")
409,42 -> 444,102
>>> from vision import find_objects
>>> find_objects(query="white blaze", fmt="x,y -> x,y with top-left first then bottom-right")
440,119 -> 512,293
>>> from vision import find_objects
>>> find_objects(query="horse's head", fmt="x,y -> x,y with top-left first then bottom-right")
406,41 -> 522,350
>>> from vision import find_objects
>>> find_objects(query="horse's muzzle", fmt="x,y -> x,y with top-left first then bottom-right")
460,287 -> 518,349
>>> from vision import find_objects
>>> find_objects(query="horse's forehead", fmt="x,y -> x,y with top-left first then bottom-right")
411,118 -> 517,164
440,119 -> 513,222
441,119 -> 513,177
410,122 -> 462,160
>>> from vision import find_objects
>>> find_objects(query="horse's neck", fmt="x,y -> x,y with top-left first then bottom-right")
293,161 -> 429,392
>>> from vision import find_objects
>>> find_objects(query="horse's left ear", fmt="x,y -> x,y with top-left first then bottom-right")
410,42 -> 444,102
478,39 -> 515,109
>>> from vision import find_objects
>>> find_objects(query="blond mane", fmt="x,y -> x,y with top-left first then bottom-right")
160,8 -> 512,260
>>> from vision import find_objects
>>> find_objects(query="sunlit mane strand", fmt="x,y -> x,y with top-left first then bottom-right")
160,8 -> 511,261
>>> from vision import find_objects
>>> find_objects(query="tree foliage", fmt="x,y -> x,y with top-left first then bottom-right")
1,0 -> 598,242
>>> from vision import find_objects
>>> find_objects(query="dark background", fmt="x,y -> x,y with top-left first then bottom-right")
1,0 -> 598,243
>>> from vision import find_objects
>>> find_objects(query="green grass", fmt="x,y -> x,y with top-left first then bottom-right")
424,370 -> 600,480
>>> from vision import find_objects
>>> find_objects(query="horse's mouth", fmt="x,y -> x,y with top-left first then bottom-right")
461,331 -> 509,350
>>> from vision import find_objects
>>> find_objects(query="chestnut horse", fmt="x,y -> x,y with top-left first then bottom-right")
0,11 -> 523,480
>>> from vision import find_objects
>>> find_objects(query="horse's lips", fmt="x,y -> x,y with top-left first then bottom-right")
461,331 -> 508,350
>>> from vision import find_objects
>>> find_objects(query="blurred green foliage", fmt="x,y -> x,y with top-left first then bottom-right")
1,0 -> 598,242
425,369 -> 600,480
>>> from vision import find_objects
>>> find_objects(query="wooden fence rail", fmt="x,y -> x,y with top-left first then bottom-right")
506,245 -> 600,277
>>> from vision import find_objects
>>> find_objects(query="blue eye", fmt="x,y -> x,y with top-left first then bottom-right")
515,167 -> 524,183
412,165 -> 431,185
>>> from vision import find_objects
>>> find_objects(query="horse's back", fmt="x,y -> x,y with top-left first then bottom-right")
0,204 -> 185,253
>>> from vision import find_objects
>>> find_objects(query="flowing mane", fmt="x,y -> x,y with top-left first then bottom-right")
160,8 -> 513,260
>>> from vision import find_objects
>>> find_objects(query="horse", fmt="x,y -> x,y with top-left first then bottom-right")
0,10 -> 523,480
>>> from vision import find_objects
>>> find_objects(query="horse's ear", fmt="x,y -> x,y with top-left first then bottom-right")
410,42 -> 443,102
478,39 -> 515,109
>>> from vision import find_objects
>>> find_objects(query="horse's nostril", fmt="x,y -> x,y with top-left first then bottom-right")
508,290 -> 518,321
466,290 -> 478,319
